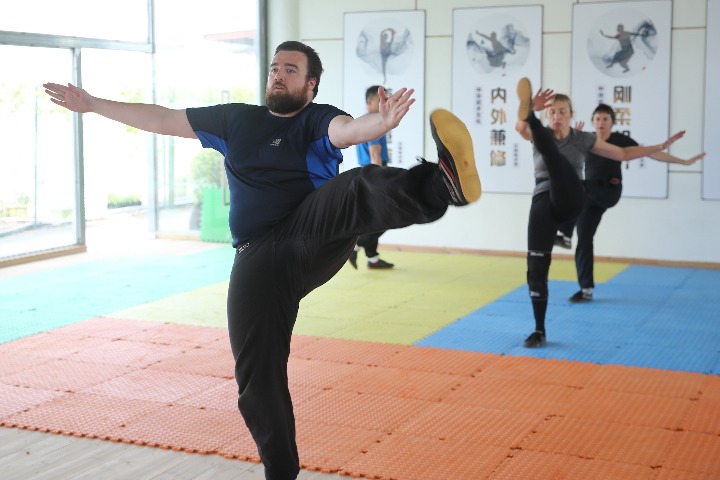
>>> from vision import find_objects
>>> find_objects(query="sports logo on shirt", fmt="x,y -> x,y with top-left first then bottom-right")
270,138 -> 282,147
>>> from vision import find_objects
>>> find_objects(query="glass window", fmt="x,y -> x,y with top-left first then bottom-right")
0,45 -> 76,260
0,0 -> 148,42
0,0 -> 261,254
154,0 -> 258,238
80,49 -> 153,240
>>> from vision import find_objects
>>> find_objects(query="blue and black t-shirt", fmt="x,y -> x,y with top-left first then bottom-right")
186,103 -> 348,247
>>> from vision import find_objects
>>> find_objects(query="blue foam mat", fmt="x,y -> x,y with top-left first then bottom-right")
417,265 -> 720,374
3,252 -> 719,375
0,246 -> 234,343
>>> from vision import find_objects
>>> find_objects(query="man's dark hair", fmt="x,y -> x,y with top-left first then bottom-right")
275,41 -> 323,98
593,103 -> 616,124
365,85 -> 382,102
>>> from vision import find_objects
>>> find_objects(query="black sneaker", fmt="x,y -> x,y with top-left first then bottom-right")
554,233 -> 572,249
517,77 -> 533,121
347,250 -> 358,269
368,258 -> 394,269
523,330 -> 546,348
429,109 -> 481,206
569,290 -> 593,303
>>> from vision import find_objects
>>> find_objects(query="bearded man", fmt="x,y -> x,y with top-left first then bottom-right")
44,40 -> 480,480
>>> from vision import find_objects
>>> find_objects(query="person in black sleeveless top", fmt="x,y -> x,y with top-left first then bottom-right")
558,103 -> 705,303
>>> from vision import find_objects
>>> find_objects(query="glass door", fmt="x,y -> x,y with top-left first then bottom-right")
0,45 -> 78,261
80,49 -> 153,244
154,0 -> 259,239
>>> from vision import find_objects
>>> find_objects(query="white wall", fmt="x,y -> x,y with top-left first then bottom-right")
269,0 -> 719,264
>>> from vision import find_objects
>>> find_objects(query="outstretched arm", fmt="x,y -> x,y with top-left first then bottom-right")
591,130 -> 686,161
649,151 -> 705,165
43,83 -> 197,139
328,86 -> 414,148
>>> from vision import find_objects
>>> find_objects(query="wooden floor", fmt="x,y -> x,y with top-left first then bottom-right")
0,428 -> 344,480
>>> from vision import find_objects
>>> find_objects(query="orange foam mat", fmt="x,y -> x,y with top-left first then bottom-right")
441,374 -> 579,415
480,355 -> 602,388
333,365 -> 469,402
653,469 -> 718,480
292,336 -> 403,366
583,363 -> 708,398
395,402 -> 543,447
145,347 -> 235,379
660,430 -> 720,475
340,433 -> 510,480
681,399 -> 720,435
294,420 -> 386,473
0,383 -> 66,419
1,317 -> 719,479
699,374 -> 720,400
294,389 -> 434,433
382,345 -> 499,376
560,388 -> 693,429
2,358 -> 134,391
520,416 -> 678,466
488,450 -> 657,480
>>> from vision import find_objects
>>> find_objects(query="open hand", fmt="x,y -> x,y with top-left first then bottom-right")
685,152 -> 706,165
378,86 -> 415,130
43,83 -> 94,113
532,88 -> 556,111
661,130 -> 685,150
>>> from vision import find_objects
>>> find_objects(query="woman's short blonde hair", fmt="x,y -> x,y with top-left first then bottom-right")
549,93 -> 573,114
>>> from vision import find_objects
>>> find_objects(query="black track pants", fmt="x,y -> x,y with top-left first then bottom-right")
226,163 -> 446,479
357,231 -> 385,258
525,113 -> 585,331
558,180 -> 622,289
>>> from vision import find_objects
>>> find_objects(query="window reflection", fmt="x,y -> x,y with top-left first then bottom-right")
0,0 -> 259,259
0,0 -> 147,42
0,46 -> 75,259
154,0 -> 258,239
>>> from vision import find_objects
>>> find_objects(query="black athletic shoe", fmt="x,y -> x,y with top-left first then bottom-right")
368,258 -> 394,269
554,233 -> 572,249
429,109 -> 481,206
569,290 -> 593,303
347,250 -> 358,269
517,77 -> 533,121
523,330 -> 546,348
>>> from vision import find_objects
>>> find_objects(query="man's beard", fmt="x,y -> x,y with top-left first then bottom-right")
265,84 -> 309,114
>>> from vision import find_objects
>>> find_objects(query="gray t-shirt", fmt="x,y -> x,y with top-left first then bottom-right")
533,127 -> 597,195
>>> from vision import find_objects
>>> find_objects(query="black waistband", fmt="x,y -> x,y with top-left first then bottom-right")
535,177 -> 549,185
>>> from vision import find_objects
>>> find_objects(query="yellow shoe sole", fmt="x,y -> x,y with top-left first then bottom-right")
429,109 -> 481,204
517,77 -> 533,121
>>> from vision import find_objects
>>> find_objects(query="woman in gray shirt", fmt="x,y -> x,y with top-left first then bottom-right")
514,77 -> 685,348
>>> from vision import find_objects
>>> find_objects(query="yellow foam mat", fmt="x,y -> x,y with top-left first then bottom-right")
107,251 -> 628,344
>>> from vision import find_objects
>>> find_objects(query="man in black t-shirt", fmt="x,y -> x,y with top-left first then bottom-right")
44,41 -> 481,480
